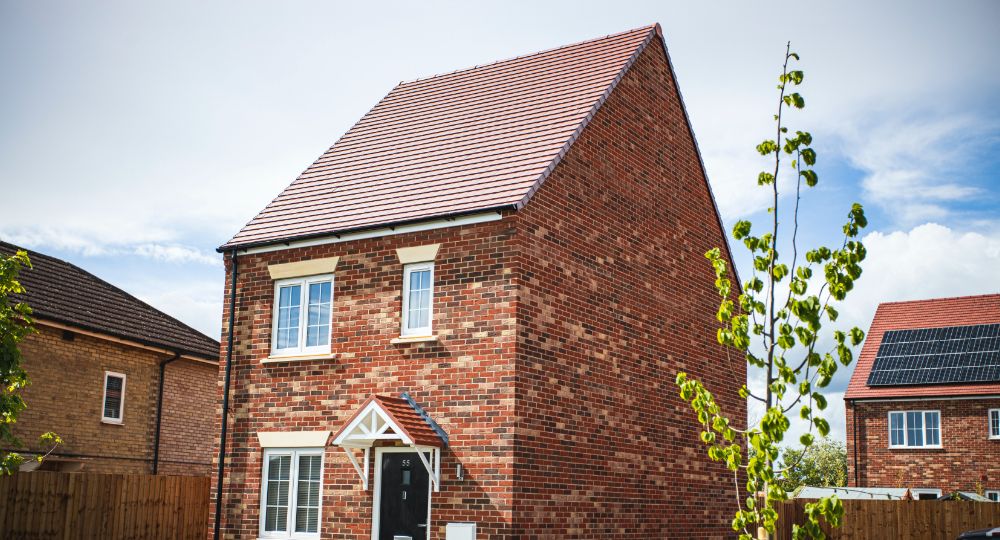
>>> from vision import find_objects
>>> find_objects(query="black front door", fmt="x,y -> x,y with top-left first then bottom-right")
378,452 -> 429,540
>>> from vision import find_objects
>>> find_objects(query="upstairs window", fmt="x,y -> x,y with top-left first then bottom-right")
990,409 -> 1000,439
271,275 -> 333,356
101,371 -> 126,424
888,410 -> 941,448
401,262 -> 434,336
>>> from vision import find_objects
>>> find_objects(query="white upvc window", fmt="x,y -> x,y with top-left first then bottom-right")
911,488 -> 942,500
888,410 -> 941,448
101,371 -> 126,424
989,409 -> 1000,439
271,275 -> 333,356
260,448 -> 324,539
401,262 -> 434,337
986,490 -> 1000,502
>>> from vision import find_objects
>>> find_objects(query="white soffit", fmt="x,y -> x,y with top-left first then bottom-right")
257,430 -> 331,448
396,244 -> 441,264
268,257 -> 340,279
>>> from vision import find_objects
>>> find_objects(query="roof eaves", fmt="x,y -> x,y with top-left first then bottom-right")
219,205 -> 514,253
34,314 -> 218,361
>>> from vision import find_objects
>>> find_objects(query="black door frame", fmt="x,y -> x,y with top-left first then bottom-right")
372,447 -> 433,540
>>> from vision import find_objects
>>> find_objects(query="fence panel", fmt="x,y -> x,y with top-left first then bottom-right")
0,471 -> 209,540
776,499 -> 1000,540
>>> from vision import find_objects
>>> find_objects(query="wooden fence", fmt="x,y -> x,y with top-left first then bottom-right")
776,499 -> 1000,539
0,471 -> 210,540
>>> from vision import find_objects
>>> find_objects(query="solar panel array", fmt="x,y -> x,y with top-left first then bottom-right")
867,323 -> 1000,386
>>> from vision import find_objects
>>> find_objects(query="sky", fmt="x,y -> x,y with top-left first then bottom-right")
1,0 -> 998,446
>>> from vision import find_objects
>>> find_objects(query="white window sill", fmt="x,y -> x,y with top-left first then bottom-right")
101,419 -> 123,425
889,445 -> 942,450
390,335 -> 438,344
261,353 -> 336,364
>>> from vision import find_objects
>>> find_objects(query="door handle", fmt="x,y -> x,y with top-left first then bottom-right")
417,524 -> 427,527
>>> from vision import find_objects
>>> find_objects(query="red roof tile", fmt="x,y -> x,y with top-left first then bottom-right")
845,294 -> 1000,400
221,25 -> 661,250
332,395 -> 444,448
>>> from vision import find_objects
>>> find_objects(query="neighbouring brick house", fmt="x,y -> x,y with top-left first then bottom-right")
845,294 -> 1000,501
1,241 -> 220,475
212,24 -> 744,539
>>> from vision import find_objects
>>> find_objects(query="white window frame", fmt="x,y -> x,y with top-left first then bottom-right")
270,275 -> 334,357
911,488 -> 942,500
371,446 -> 434,540
101,371 -> 126,424
989,409 -> 1000,440
888,410 -> 942,449
400,262 -> 434,337
986,490 -> 1000,502
259,447 -> 324,540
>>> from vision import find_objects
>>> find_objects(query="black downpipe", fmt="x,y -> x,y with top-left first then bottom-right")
152,352 -> 181,474
851,399 -> 860,486
213,251 -> 238,540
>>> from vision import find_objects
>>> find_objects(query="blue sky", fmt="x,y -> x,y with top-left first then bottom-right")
2,0 -> 998,443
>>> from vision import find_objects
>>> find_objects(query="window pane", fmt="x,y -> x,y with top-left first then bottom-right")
104,375 -> 123,419
277,285 -> 301,349
991,410 -> 1000,437
264,455 -> 291,532
924,412 -> 940,446
306,281 -> 332,347
405,269 -> 431,331
295,455 -> 322,533
890,412 -> 905,446
906,411 -> 923,446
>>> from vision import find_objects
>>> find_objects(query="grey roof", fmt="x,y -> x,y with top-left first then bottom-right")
1,241 -> 219,360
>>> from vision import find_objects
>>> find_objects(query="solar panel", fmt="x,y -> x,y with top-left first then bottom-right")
866,323 -> 1000,386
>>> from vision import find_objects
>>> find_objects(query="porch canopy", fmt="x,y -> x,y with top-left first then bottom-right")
331,393 -> 448,491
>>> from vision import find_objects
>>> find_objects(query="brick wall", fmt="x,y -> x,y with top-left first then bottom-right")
511,37 -> 744,537
847,398 -> 1000,493
13,324 -> 215,475
211,219 -> 520,539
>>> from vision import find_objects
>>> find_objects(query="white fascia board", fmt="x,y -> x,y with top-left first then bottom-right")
241,211 -> 504,255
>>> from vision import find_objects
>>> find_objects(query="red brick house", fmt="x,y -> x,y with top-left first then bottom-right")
845,294 -> 1000,501
212,24 -> 744,539
0,241 -> 220,475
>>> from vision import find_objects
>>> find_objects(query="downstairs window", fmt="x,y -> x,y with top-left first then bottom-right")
260,448 -> 323,539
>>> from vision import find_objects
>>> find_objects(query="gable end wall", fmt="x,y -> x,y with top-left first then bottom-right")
511,37 -> 744,537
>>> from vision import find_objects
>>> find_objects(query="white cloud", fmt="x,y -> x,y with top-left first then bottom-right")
1,229 -> 220,266
830,114 -> 996,225
132,244 -> 220,266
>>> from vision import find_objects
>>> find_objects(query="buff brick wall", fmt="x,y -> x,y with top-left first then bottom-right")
210,219 -> 520,539
14,324 -> 216,475
511,38 -> 744,537
15,325 -> 161,473
846,398 -> 1000,493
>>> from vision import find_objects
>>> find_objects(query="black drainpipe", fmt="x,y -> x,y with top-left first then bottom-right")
213,250 -> 238,540
850,399 -> 860,486
152,352 -> 181,474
